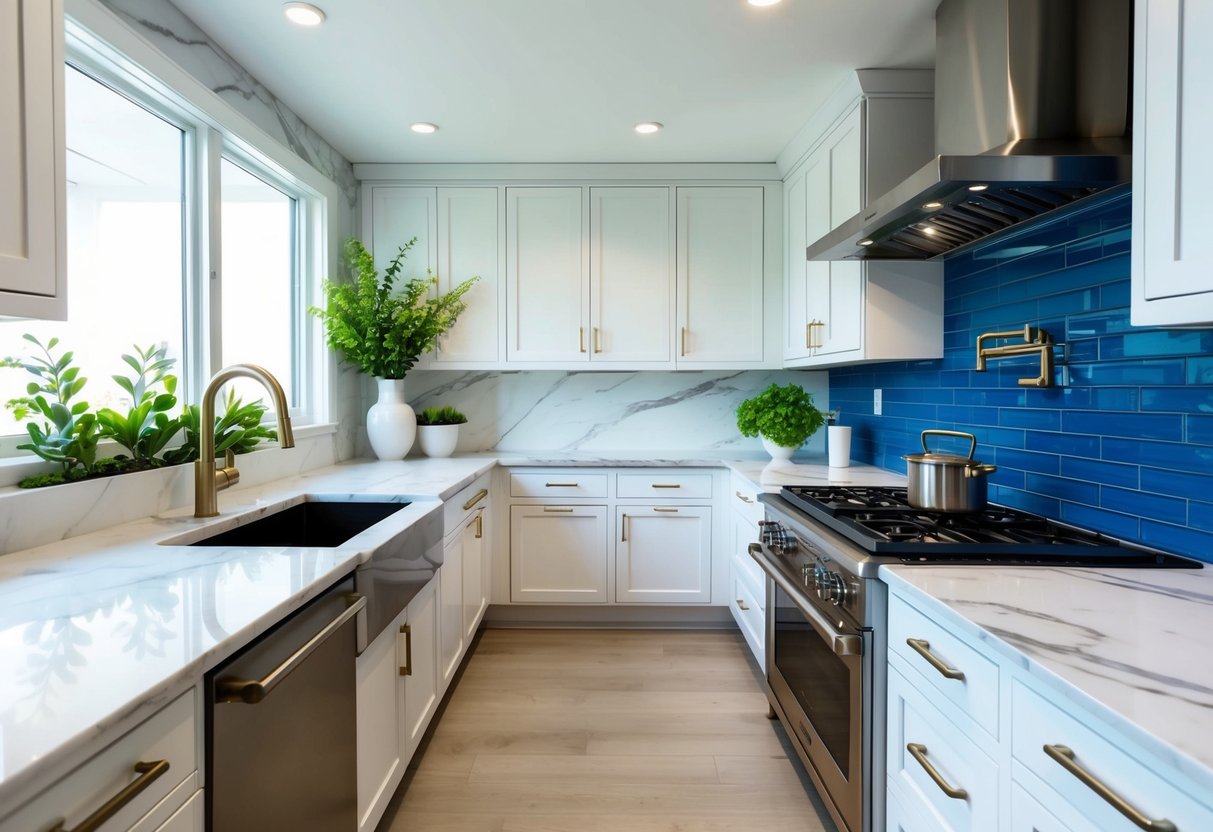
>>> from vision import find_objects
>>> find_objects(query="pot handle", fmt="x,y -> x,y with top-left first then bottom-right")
965,464 -> 998,479
921,429 -> 978,460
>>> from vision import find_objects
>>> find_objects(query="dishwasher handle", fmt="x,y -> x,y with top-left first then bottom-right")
216,593 -> 367,704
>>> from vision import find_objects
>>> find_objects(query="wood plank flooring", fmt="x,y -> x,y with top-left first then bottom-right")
379,629 -> 838,832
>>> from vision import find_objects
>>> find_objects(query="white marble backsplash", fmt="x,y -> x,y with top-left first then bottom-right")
405,370 -> 831,454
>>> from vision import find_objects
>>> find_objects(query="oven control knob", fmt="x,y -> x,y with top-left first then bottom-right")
817,572 -> 849,606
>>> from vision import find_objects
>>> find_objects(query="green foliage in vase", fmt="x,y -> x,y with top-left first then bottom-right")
162,391 -> 276,465
416,405 -> 467,426
96,344 -> 181,463
736,383 -> 826,449
2,335 -> 100,472
309,238 -> 478,379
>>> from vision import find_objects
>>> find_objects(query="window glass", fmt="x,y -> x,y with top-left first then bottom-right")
0,66 -> 185,437
220,158 -> 297,409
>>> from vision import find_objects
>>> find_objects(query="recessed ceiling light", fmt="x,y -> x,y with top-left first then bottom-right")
283,2 -> 325,26
968,183 -> 989,192
858,239 -> 874,247
923,201 -> 944,209
747,0 -> 783,6
410,122 -> 438,134
634,122 -> 663,134
921,226 -> 938,236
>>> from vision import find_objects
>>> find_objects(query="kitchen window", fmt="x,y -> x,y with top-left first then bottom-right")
0,23 -> 333,469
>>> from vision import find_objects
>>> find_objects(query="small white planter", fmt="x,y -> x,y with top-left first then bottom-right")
366,377 -> 416,461
761,434 -> 799,462
417,423 -> 460,458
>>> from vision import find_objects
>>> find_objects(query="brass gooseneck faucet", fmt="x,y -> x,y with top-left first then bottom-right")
194,364 -> 296,517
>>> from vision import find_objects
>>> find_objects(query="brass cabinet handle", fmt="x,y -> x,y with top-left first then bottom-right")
594,326 -> 602,353
621,513 -> 628,542
681,326 -> 688,356
399,623 -> 412,676
474,513 -> 482,539
651,483 -> 681,489
736,599 -> 750,611
217,594 -> 367,703
906,638 -> 965,681
805,322 -> 812,349
545,482 -> 578,488
50,759 -> 170,832
579,327 -> 586,353
1043,744 -> 1177,832
462,488 -> 488,511
543,507 -> 574,513
653,507 -> 679,513
906,743 -> 968,800
735,490 -> 754,503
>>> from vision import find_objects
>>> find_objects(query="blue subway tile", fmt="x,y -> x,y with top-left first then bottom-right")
1066,310 -> 1135,339
1062,411 -> 1183,441
954,388 -> 1028,407
1056,386 -> 1139,411
1102,329 -> 1213,360
1026,474 -> 1100,506
994,448 -> 1060,475
1103,438 -> 1213,474
1060,503 -> 1141,540
1025,430 -> 1100,458
1189,415 -> 1213,446
999,409 -> 1061,431
969,426 -> 1026,449
1065,338 -> 1099,362
1099,279 -> 1131,308
989,468 -> 1026,489
1188,357 -> 1213,385
1140,467 -> 1213,500
990,486 -> 1059,517
1140,387 -> 1213,414
1139,521 -> 1213,561
1037,288 -> 1098,317
1060,457 -> 1139,489
1068,359 -> 1186,386
1100,486 -> 1187,525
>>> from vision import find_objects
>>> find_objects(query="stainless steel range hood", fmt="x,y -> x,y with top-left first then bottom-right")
808,0 -> 1132,262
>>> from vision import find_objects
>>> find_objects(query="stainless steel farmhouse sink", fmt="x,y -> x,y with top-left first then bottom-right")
161,493 -> 444,642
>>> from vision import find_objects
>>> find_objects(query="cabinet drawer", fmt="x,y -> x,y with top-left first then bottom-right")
730,474 -> 765,526
1011,680 -> 1213,832
887,666 -> 999,832
888,594 -> 999,739
1,689 -> 198,832
510,472 -> 608,498
730,561 -> 765,668
617,472 -> 712,499
444,472 -> 491,533
731,543 -> 764,604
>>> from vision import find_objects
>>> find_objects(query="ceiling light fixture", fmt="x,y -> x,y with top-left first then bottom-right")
634,122 -> 663,134
923,201 -> 944,210
858,239 -> 874,247
968,183 -> 989,192
747,0 -> 783,6
283,2 -> 326,26
410,122 -> 438,134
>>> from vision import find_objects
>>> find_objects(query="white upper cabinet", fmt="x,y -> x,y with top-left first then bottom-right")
1131,0 -> 1213,325
367,186 -> 436,277
676,187 -> 766,367
590,187 -> 673,365
435,188 -> 500,365
782,74 -> 943,369
506,187 -> 588,363
0,0 -> 66,319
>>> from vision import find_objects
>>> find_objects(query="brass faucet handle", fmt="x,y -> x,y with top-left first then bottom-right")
215,449 -> 241,491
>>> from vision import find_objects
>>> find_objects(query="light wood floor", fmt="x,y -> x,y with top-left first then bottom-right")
380,628 -> 838,832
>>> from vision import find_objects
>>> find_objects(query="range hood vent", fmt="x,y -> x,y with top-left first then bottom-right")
808,0 -> 1132,262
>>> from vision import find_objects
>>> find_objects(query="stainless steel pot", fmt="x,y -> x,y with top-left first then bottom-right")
902,430 -> 997,512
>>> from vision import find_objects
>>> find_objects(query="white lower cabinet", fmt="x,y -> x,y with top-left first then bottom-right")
463,507 -> 487,639
615,505 -> 711,603
728,476 -> 765,668
355,605 -> 406,832
0,689 -> 199,832
510,504 -> 608,603
439,538 -> 464,690
400,577 -> 440,760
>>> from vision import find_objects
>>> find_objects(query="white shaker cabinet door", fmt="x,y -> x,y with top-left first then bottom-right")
615,506 -> 711,604
399,577 -> 439,760
506,187 -> 588,363
1132,0 -> 1213,325
784,168 -> 812,361
675,187 -> 765,366
438,536 -> 464,691
355,612 -> 405,832
462,508 -> 487,640
367,186 -> 437,279
435,187 -> 501,365
0,0 -> 65,319
510,504 -> 608,603
589,187 -> 673,364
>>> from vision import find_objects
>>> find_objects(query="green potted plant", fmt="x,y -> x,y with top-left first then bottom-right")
310,238 -> 478,460
736,383 -> 826,461
415,405 -> 467,458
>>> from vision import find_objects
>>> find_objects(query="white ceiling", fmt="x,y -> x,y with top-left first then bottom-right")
171,0 -> 938,165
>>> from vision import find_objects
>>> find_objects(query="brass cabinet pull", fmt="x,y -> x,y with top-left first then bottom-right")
399,623 -> 412,676
805,322 -> 812,349
216,594 -> 367,703
735,490 -> 754,503
594,326 -> 602,353
545,482 -> 578,488
681,326 -> 688,356
906,638 -> 965,681
651,483 -> 681,489
474,513 -> 482,539
462,488 -> 488,511
621,513 -> 628,542
543,507 -> 574,513
579,327 -> 587,353
50,759 -> 170,832
1043,744 -> 1177,832
653,507 -> 679,513
907,743 -> 968,800
736,599 -> 750,611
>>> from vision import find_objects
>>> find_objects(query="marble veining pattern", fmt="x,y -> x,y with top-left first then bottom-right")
882,565 -> 1213,792
405,370 -> 831,454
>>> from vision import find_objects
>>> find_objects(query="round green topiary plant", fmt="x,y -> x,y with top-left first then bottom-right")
736,383 -> 826,448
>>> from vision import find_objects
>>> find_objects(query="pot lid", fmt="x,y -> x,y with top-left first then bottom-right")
902,451 -> 988,467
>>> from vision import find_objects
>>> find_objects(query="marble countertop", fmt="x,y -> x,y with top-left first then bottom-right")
881,564 -> 1213,792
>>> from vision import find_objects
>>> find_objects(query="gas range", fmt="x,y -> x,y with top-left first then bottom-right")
770,485 -> 1202,570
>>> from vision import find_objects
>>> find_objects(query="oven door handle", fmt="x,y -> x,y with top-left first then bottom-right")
749,543 -> 862,658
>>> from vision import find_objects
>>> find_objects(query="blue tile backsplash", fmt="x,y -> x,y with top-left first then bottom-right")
828,191 -> 1213,561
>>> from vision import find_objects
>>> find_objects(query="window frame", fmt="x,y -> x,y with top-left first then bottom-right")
0,2 -> 340,475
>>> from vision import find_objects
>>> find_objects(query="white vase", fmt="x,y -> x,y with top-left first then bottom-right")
366,377 -> 416,461
761,434 -> 798,461
417,423 -> 460,458
828,425 -> 852,468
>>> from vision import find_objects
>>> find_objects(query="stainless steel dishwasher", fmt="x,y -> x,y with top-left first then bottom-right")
207,577 -> 366,832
